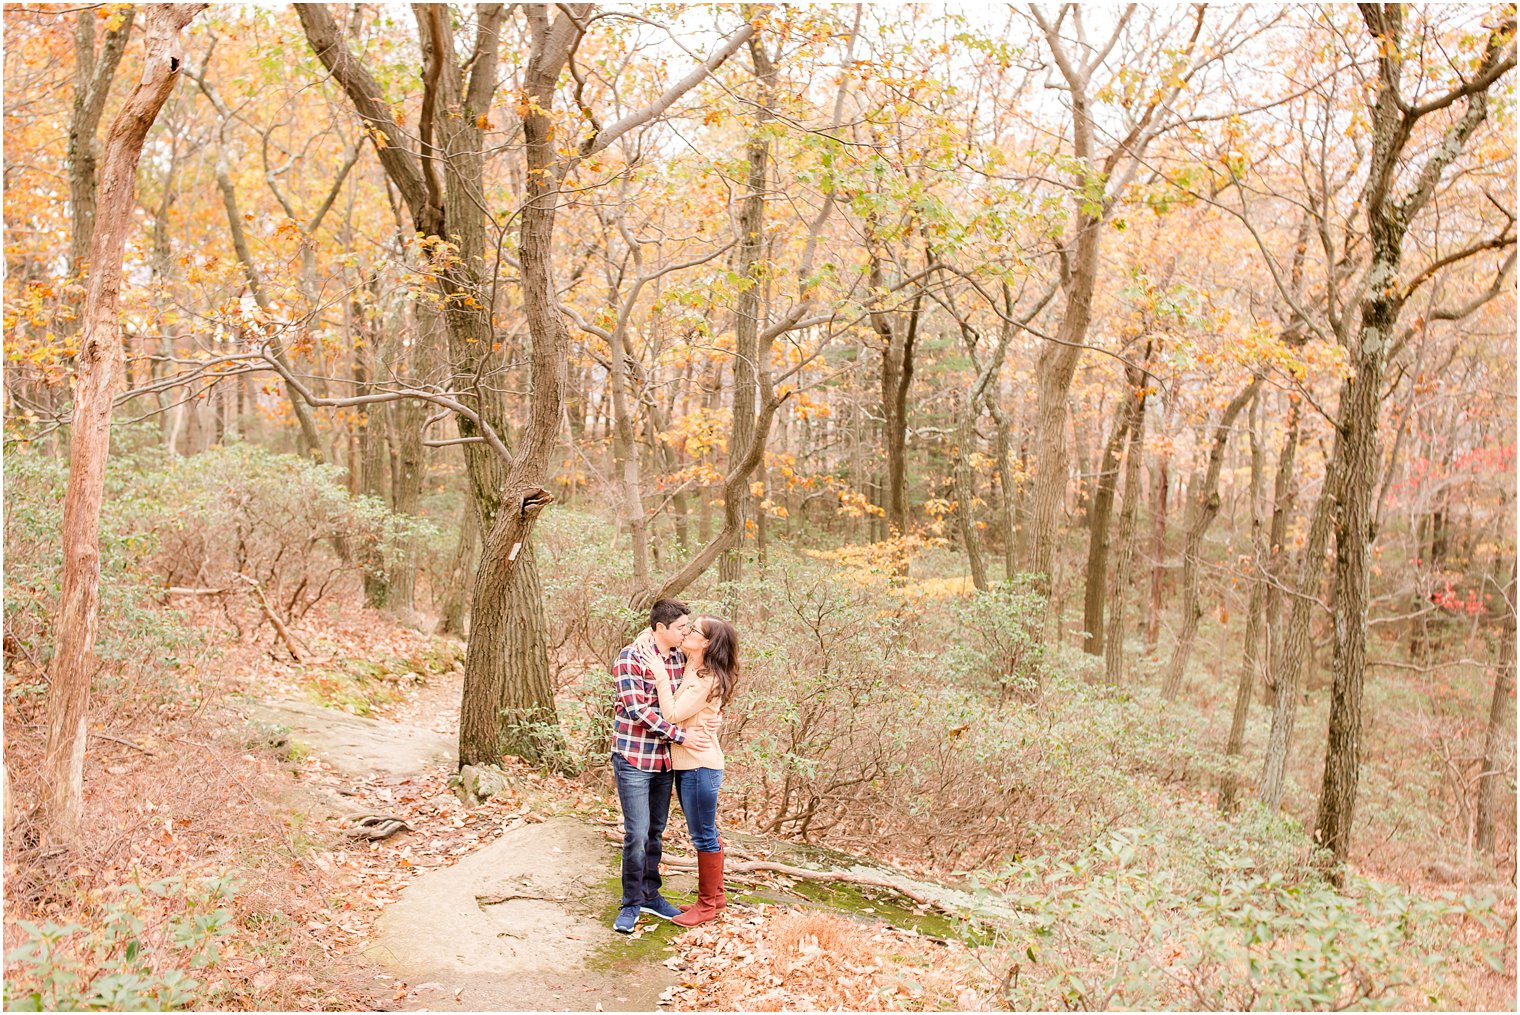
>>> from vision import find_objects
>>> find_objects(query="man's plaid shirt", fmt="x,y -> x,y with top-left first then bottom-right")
611,640 -> 687,771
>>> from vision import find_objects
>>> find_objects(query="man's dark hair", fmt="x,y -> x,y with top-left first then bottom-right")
649,598 -> 690,631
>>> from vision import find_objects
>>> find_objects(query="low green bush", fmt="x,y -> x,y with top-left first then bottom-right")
3,874 -> 238,1012
3,443 -> 196,702
981,818 -> 1505,1010
149,442 -> 433,622
3,441 -> 431,706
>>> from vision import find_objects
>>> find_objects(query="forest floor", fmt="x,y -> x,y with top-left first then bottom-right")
238,629 -> 993,1012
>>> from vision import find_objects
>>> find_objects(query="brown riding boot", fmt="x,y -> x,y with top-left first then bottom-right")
673,850 -> 724,927
714,842 -> 727,909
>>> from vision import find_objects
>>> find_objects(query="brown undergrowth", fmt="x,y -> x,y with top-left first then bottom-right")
2,597 -> 594,1011
664,907 -> 995,1011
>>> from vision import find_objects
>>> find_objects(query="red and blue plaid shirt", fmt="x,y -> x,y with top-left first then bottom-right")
612,640 -> 687,771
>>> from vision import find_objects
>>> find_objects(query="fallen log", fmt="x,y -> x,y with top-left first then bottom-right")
664,856 -> 956,916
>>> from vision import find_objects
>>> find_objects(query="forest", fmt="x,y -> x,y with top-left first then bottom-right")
2,2 -> 1516,1011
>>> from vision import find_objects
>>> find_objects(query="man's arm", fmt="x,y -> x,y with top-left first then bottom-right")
613,650 -> 687,744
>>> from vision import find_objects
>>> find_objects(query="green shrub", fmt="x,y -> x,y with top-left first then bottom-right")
980,819 -> 1505,1010
3,444 -> 196,699
149,442 -> 434,621
534,509 -> 641,686
3,874 -> 238,1012
4,441 -> 432,704
948,577 -> 1046,701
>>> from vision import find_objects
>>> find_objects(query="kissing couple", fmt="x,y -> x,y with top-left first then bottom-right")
608,598 -> 740,934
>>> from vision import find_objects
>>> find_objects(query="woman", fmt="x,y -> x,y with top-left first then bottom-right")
636,615 -> 739,927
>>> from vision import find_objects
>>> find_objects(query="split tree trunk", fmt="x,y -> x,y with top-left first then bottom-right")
719,35 -> 776,586
1081,392 -> 1134,654
298,4 -> 566,769
66,7 -> 135,281
1161,378 -> 1260,699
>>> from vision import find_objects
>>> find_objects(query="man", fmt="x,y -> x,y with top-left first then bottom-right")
610,598 -> 714,933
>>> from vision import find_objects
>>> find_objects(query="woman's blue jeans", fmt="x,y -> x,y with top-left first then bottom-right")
676,767 -> 724,852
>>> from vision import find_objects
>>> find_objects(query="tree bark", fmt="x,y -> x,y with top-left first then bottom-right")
988,396 -> 1019,580
1262,396 -> 1303,707
44,3 -> 203,839
358,296 -> 391,606
1082,392 -> 1135,654
1258,451 -> 1339,810
66,6 -> 135,280
954,397 -> 990,592
1145,454 -> 1170,651
1220,391 -> 1266,812
384,300 -> 437,620
873,263 -> 922,543
719,33 -> 776,586
1475,560 -> 1517,856
437,495 -> 479,638
1103,365 -> 1148,684
1161,378 -> 1260,699
1313,6 -> 1511,880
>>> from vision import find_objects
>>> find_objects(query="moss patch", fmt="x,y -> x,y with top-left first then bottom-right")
785,879 -> 993,946
302,656 -> 418,716
586,869 -> 693,971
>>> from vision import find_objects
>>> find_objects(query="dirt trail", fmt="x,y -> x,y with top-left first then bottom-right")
245,690 -> 999,1011
244,697 -> 682,1012
366,816 -> 680,1012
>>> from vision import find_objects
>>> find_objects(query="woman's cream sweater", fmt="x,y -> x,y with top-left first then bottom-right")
654,665 -> 724,771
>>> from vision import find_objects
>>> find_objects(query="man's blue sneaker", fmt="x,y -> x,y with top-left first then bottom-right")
613,904 -> 640,933
640,895 -> 683,921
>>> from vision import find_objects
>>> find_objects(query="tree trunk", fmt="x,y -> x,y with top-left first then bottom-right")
1314,323 -> 1385,876
988,396 -> 1019,580
1475,560 -> 1517,856
1220,391 -> 1266,812
1312,5 -> 1507,880
1071,400 -> 1093,528
457,543 -> 559,766
437,495 -> 479,638
719,36 -> 776,586
609,317 -> 651,586
1145,455 -> 1170,651
44,3 -> 202,839
1103,367 -> 1148,685
1262,396 -> 1303,707
1161,378 -> 1260,699
1082,392 -> 1135,654
358,299 -> 391,607
874,276 -> 922,543
953,397 -> 989,592
1258,451 -> 1339,810
384,299 -> 437,620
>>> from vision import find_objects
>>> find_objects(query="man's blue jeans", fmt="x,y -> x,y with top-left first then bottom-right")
676,767 -> 724,852
612,752 -> 675,907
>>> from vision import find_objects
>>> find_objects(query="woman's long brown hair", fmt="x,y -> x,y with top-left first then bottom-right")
695,616 -> 739,708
